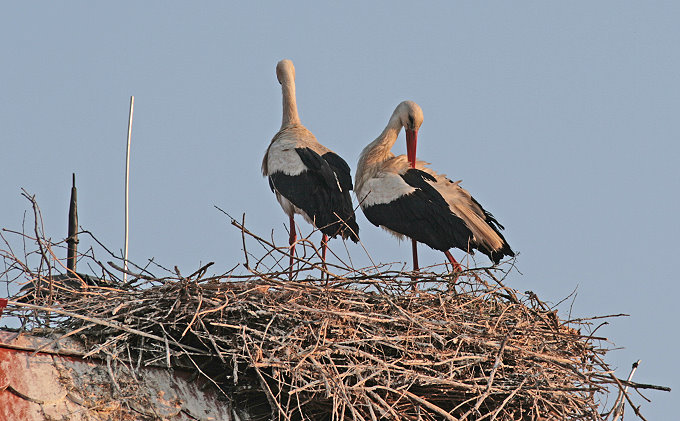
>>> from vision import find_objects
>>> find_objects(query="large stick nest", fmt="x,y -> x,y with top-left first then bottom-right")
0,202 -> 668,420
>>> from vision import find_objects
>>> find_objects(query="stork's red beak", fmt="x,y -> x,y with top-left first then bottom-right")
406,129 -> 418,169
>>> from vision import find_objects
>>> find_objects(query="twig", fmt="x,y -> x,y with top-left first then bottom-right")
6,300 -> 204,354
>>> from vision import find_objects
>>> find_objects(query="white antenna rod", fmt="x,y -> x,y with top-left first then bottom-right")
124,96 -> 134,283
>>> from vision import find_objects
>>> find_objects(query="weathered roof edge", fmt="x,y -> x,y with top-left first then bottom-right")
0,330 -> 242,421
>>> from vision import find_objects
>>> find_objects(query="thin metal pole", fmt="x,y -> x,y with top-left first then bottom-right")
124,96 -> 134,283
612,360 -> 641,421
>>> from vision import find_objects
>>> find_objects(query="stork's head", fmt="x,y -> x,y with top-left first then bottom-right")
394,101 -> 423,168
276,59 -> 296,85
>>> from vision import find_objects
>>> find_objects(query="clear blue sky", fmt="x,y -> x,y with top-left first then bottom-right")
1,2 -> 677,417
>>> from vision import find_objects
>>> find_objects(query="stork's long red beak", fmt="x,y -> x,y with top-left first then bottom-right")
406,129 -> 418,169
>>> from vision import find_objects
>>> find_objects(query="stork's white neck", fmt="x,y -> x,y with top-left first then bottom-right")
355,111 -> 404,194
360,111 -> 403,164
280,80 -> 300,129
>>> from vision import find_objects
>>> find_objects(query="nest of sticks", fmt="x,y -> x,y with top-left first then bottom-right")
1,204 -> 669,420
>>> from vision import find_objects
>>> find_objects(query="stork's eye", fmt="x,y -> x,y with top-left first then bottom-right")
408,115 -> 415,129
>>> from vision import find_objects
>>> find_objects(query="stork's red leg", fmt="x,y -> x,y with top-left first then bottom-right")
289,214 -> 296,279
321,234 -> 328,278
411,239 -> 419,271
410,239 -> 420,290
444,250 -> 462,273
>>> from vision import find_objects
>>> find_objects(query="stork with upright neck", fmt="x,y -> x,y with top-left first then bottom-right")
355,101 -> 514,274
278,60 -> 300,128
263,59 -> 359,278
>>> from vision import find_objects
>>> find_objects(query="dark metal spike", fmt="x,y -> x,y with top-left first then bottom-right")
67,173 -> 79,273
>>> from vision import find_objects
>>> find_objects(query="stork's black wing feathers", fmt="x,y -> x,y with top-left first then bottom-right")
268,147 -> 359,242
363,169 -> 514,263
321,152 -> 353,192
363,169 -> 473,252
468,195 -> 515,263
268,176 -> 276,193
295,148 -> 339,190
470,196 -> 504,231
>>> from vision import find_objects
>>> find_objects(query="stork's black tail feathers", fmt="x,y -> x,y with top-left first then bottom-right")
470,197 -> 515,264
325,192 -> 360,243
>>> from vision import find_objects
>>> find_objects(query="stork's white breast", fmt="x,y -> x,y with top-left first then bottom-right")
357,172 -> 416,208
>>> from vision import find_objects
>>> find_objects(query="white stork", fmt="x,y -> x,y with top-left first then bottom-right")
262,59 -> 359,276
355,100 -> 514,272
